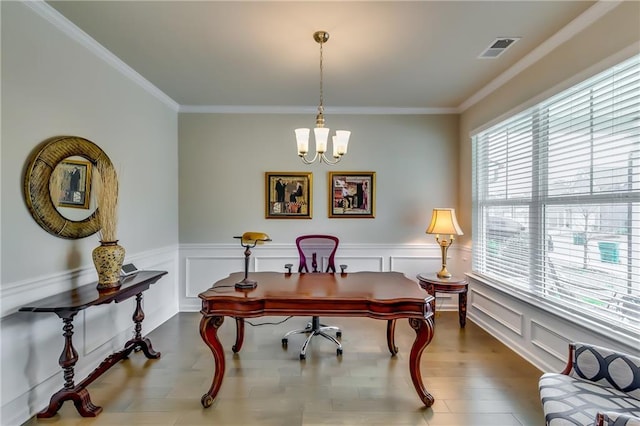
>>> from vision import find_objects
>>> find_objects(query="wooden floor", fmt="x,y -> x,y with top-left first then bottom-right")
24,311 -> 544,426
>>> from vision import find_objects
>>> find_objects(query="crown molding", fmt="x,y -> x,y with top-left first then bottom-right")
24,0 -> 180,112
458,0 -> 623,112
178,105 -> 458,115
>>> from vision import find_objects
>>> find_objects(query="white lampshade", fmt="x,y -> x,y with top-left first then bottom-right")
426,208 -> 464,236
334,130 -> 350,155
314,127 -> 330,153
295,128 -> 310,155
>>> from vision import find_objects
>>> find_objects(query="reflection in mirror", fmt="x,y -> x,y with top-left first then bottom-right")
50,156 -> 98,222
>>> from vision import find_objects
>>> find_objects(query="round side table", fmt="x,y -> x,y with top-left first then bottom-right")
417,272 -> 468,328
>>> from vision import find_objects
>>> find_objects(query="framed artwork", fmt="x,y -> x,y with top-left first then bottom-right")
329,171 -> 375,218
57,159 -> 92,209
265,172 -> 312,219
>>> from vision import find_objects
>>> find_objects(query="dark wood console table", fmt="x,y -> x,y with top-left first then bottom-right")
19,270 -> 167,418
199,271 -> 435,407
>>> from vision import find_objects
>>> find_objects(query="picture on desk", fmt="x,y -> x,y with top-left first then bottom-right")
329,171 -> 375,218
265,172 -> 312,219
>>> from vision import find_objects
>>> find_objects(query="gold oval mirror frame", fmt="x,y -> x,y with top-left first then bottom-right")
23,136 -> 114,239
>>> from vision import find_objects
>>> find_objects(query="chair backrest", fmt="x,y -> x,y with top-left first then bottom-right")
296,235 -> 339,273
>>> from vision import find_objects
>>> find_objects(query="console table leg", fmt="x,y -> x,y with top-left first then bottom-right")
386,319 -> 398,356
124,293 -> 160,359
37,314 -> 102,418
408,317 -> 435,407
200,315 -> 226,408
232,317 -> 245,353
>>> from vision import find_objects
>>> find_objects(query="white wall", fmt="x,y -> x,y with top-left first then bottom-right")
1,3 -> 180,424
178,113 -> 460,244
458,1 -> 640,373
177,112 -> 464,317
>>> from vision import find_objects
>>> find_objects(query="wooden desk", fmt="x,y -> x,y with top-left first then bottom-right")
198,271 -> 435,407
19,270 -> 167,418
417,272 -> 468,328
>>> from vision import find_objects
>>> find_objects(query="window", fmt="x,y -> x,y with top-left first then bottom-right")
472,54 -> 640,339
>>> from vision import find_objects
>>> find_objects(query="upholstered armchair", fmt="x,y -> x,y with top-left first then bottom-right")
539,342 -> 640,425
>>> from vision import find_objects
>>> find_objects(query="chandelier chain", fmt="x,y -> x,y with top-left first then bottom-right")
319,39 -> 324,114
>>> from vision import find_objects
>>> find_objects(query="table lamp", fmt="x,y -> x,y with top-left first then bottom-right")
426,208 -> 463,278
234,232 -> 271,289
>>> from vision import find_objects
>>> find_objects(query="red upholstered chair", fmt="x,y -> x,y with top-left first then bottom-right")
282,235 -> 343,360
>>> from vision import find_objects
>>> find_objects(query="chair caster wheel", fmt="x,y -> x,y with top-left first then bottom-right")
300,354 -> 306,360
337,348 -> 343,356
281,338 -> 288,347
336,331 -> 342,339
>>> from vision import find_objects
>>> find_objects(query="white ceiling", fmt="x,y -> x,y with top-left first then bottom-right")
45,0 -> 603,112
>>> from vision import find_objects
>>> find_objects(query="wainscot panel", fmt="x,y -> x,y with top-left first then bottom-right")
471,288 -> 524,337
530,320 -> 571,365
179,243 -> 453,312
466,274 -> 639,374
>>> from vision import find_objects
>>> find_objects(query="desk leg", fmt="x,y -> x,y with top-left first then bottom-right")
386,319 -> 398,356
125,293 -> 160,359
232,317 -> 245,353
408,317 -> 435,407
38,314 -> 102,418
200,315 -> 225,408
458,291 -> 467,328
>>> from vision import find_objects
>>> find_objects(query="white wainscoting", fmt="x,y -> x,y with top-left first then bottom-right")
466,272 -> 639,374
179,242 -> 451,312
1,245 -> 179,426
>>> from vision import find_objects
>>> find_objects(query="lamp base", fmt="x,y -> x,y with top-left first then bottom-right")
436,239 -> 453,279
235,279 -> 257,290
436,268 -> 452,279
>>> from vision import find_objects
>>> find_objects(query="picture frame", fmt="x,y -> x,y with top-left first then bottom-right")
329,171 -> 375,218
265,172 -> 312,219
56,159 -> 92,209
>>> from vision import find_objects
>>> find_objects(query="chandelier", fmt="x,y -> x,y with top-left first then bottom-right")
295,31 -> 351,165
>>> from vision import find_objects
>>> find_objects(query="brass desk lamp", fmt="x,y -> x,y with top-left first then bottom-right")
234,232 -> 271,290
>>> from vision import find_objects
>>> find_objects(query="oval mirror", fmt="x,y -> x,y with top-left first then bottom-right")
23,136 -> 114,239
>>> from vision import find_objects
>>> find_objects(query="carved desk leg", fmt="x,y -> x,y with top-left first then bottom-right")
408,317 -> 435,407
200,315 -> 226,408
38,313 -> 102,418
232,317 -> 245,353
386,319 -> 398,356
124,293 -> 160,359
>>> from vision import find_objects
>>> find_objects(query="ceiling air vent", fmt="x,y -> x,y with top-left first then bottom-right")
478,37 -> 521,59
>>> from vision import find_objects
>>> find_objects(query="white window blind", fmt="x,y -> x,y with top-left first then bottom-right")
472,54 -> 640,338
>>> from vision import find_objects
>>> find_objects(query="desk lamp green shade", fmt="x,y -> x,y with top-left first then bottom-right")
234,232 -> 272,289
426,209 -> 463,278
